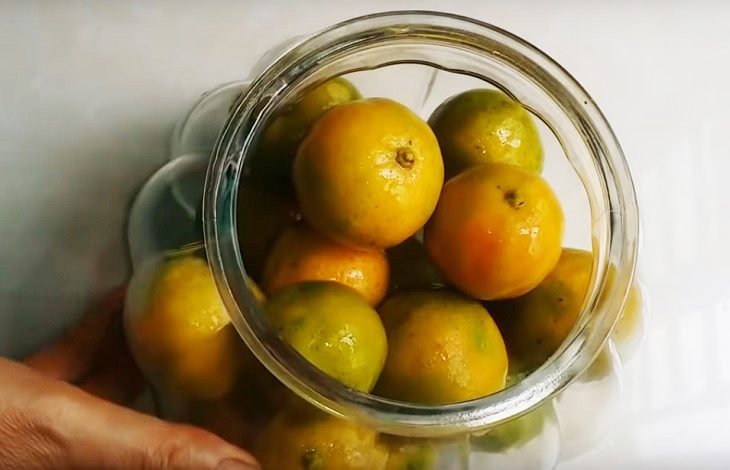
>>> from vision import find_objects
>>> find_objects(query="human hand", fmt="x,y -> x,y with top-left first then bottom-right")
0,288 -> 259,470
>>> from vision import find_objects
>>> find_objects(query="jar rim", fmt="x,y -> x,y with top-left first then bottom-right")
204,10 -> 639,436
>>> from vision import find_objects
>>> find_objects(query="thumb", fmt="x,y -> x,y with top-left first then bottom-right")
0,358 -> 260,470
73,410 -> 261,470
58,387 -> 261,470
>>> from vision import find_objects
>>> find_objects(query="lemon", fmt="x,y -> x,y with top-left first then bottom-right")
251,77 -> 361,191
265,281 -> 388,392
255,399 -> 389,470
127,256 -> 242,399
429,89 -> 543,177
375,290 -> 508,404
294,98 -> 444,248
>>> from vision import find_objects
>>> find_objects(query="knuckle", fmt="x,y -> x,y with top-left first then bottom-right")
145,424 -> 205,470
0,404 -> 68,469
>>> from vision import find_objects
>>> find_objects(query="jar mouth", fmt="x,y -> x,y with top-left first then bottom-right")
203,10 -> 639,436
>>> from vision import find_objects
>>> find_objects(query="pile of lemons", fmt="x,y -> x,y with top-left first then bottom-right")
126,78 -> 641,470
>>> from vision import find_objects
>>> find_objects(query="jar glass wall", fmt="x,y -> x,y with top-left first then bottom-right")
204,10 -> 638,436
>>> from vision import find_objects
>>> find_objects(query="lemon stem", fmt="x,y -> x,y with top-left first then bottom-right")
396,148 -> 415,168
504,190 -> 525,209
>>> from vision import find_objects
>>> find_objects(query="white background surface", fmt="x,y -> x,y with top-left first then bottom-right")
2,1 -> 730,468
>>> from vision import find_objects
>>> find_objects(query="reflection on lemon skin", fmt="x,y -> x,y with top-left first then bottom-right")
425,163 -> 563,301
263,224 -> 389,306
294,98 -> 444,249
429,89 -> 543,178
127,256 -> 242,400
265,281 -> 388,392
375,290 -> 508,404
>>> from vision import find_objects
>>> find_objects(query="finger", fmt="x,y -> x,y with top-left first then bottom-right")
61,389 -> 262,470
0,358 -> 260,470
23,286 -> 126,382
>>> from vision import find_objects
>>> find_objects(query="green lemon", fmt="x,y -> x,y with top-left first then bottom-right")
127,256 -> 242,400
428,89 -> 543,177
265,281 -> 387,392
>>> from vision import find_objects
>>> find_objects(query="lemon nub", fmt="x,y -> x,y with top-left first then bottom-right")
396,148 -> 415,169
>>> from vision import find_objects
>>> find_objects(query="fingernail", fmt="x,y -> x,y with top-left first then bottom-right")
216,458 -> 261,470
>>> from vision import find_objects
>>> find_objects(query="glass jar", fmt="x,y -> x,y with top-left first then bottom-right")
126,11 -> 641,469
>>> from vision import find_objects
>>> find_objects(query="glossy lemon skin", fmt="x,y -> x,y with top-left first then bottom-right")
429,89 -> 543,178
251,77 -> 362,192
254,400 -> 389,470
375,290 -> 508,404
263,224 -> 389,306
294,98 -> 444,249
425,163 -> 563,300
126,256 -> 242,399
265,281 -> 388,392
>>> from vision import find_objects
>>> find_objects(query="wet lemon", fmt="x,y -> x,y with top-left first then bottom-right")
166,325 -> 242,400
429,89 -> 543,177
424,163 -> 563,300
141,256 -> 230,347
265,281 -> 387,392
263,224 -> 389,305
255,399 -> 389,470
126,256 -> 241,399
490,248 -> 593,370
386,237 -> 445,293
250,77 -> 361,191
375,290 -> 507,404
294,98 -> 444,248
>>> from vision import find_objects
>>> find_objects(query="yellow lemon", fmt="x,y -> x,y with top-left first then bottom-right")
294,98 -> 444,248
254,399 -> 389,470
126,256 -> 242,399
425,163 -> 563,300
250,77 -> 362,192
375,290 -> 508,404
263,224 -> 389,306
